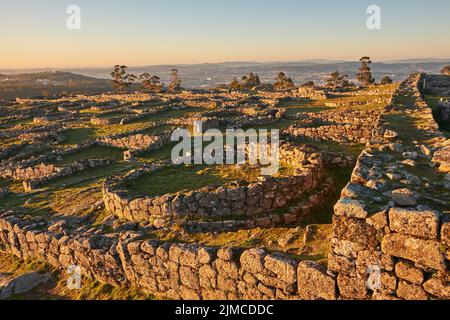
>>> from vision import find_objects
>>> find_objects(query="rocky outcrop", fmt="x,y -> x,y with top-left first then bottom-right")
297,87 -> 329,100
0,272 -> 52,299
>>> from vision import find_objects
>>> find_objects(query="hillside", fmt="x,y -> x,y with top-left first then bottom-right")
0,71 -> 112,99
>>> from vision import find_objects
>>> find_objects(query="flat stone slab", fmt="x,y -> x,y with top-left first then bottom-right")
297,261 -> 336,300
389,207 -> 440,239
382,233 -> 446,270
0,272 -> 52,299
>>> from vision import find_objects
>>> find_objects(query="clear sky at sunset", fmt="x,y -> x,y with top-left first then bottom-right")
1,0 -> 450,69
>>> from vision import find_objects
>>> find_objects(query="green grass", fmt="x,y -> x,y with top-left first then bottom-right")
91,122 -> 152,137
311,167 -> 353,225
140,125 -> 175,136
278,99 -> 335,115
305,140 -> 364,157
48,162 -> 138,189
49,146 -> 123,165
383,112 -> 434,143
61,128 -> 96,145
96,111 -> 133,119
124,163 -> 262,198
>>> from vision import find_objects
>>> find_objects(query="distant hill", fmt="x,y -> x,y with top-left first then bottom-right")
66,60 -> 450,88
0,71 -> 106,83
0,71 -> 112,99
1,60 -> 450,98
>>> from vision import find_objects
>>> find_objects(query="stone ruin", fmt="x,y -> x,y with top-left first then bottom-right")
1,158 -> 114,191
0,74 -> 448,300
102,143 -> 324,229
283,108 -> 381,145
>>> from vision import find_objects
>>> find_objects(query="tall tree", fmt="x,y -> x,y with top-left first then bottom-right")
241,72 -> 261,89
326,71 -> 349,89
356,56 -> 375,86
140,73 -> 163,92
111,65 -> 129,92
229,77 -> 241,90
126,73 -> 137,90
168,69 -> 182,92
441,66 -> 450,75
274,72 -> 295,90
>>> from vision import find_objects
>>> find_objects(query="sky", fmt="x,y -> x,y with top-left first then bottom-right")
1,0 -> 450,69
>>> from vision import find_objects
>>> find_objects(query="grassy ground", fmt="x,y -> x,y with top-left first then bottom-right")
60,127 -> 96,145
124,163 -> 264,198
383,107 -> 450,214
132,107 -> 205,123
0,253 -> 154,300
49,145 -> 124,165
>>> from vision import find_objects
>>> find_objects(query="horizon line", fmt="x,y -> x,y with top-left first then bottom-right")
2,57 -> 450,73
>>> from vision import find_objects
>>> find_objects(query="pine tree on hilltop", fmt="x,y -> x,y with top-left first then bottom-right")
126,73 -> 137,91
326,71 -> 349,89
229,77 -> 241,90
168,69 -> 182,92
274,72 -> 295,90
356,56 -> 375,86
140,73 -> 163,92
111,65 -> 129,92
242,72 -> 261,89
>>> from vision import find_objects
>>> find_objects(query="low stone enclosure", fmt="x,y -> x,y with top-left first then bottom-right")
0,142 -> 116,191
102,143 -> 324,229
97,130 -> 172,160
0,74 -> 448,300
283,108 -> 382,144
2,158 -> 114,192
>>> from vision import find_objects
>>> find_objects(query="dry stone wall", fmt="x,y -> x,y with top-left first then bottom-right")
297,87 -> 329,100
181,180 -> 334,234
284,109 -> 381,144
0,74 -> 448,300
1,158 -> 114,191
98,132 -> 171,153
328,73 -> 449,300
0,210 -> 336,300
103,144 -> 324,228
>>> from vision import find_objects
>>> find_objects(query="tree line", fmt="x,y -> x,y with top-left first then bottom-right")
111,65 -> 182,93
110,59 -> 450,93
